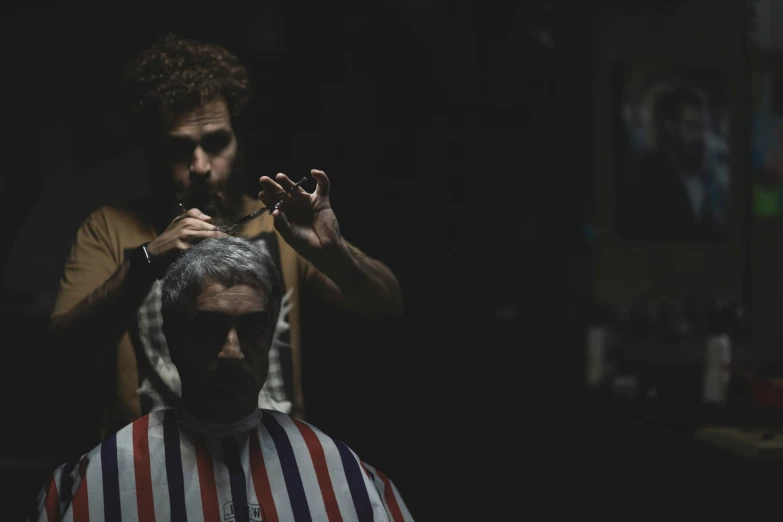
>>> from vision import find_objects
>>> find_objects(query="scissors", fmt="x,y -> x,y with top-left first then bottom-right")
178,176 -> 309,235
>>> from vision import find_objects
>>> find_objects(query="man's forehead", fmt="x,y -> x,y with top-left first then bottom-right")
194,282 -> 268,311
166,98 -> 232,136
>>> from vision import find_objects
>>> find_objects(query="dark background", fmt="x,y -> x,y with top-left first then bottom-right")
6,0 -> 783,520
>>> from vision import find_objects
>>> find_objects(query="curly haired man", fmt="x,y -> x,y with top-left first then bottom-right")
49,33 -> 404,447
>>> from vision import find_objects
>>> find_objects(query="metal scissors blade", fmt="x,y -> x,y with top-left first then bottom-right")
222,175 -> 309,233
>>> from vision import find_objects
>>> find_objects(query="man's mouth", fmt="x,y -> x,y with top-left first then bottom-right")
181,190 -> 223,213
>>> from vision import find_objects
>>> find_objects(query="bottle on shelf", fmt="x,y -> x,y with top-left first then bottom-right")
585,302 -> 610,389
703,296 -> 732,405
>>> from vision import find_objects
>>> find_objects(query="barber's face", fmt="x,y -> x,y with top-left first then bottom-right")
150,97 -> 243,225
673,105 -> 708,170
177,282 -> 271,420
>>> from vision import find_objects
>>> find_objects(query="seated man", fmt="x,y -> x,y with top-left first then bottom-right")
29,237 -> 413,522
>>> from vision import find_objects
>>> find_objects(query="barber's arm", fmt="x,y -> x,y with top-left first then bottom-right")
50,207 -> 224,364
258,169 -> 404,321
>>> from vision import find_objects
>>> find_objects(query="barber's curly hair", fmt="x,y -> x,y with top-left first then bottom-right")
124,33 -> 251,140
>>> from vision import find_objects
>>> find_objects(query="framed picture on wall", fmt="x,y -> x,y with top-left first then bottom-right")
750,54 -> 783,217
612,61 -> 730,241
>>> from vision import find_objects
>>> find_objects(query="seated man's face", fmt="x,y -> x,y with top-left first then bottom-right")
153,97 -> 244,225
178,281 -> 272,421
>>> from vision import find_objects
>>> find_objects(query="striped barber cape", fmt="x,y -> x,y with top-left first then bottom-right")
28,409 -> 413,522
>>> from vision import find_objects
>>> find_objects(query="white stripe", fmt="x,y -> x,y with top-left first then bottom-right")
238,434 -> 265,522
257,423 -> 295,522
86,445 -> 105,522
361,462 -> 389,520
363,464 -> 415,522
361,463 -> 386,497
147,411 -> 171,521
388,481 -> 415,522
212,439 -> 234,522
309,428 -> 361,522
61,504 -> 74,522
179,428 -> 206,522
272,415 -> 329,520
343,446 -> 389,522
358,462 -> 399,522
115,424 -> 139,521
61,455 -> 88,522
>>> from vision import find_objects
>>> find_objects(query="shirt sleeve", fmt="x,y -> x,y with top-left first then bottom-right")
51,207 -> 121,319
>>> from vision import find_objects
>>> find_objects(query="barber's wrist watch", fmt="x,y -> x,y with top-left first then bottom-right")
128,242 -> 163,283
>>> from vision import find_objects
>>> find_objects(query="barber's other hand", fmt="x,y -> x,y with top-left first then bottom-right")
258,169 -> 342,260
146,208 -> 227,264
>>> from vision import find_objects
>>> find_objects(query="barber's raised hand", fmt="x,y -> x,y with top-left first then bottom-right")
258,169 -> 341,261
146,208 -> 227,265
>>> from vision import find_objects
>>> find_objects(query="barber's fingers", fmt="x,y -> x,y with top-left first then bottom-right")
271,203 -> 296,235
171,207 -> 213,226
275,173 -> 309,196
179,217 -> 219,231
258,175 -> 285,196
186,208 -> 213,221
181,228 -> 226,238
176,229 -> 227,249
258,176 -> 288,207
310,169 -> 330,198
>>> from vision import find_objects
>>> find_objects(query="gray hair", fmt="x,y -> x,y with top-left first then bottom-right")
161,237 -> 283,333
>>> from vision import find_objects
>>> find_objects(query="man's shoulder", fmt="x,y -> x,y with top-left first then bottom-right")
87,196 -> 155,226
261,409 -> 325,437
259,410 -> 351,453
76,197 -> 158,247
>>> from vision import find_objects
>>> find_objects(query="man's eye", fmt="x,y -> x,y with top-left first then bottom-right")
163,139 -> 196,162
201,133 -> 231,154
237,319 -> 267,338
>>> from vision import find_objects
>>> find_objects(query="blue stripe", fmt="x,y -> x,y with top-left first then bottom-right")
221,438 -> 249,522
335,439 -> 374,522
163,410 -> 188,522
261,413 -> 312,522
101,434 -> 122,522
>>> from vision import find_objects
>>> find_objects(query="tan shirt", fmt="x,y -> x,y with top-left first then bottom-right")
52,197 -> 336,438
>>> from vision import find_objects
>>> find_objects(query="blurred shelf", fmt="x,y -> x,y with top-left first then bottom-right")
696,426 -> 783,460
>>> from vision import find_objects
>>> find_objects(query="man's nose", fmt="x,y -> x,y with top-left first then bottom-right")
217,328 -> 244,360
190,146 -> 211,177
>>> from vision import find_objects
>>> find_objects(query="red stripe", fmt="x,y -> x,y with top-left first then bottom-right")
133,416 -> 156,522
44,472 -> 61,522
248,429 -> 279,522
292,419 -> 343,522
194,434 -> 220,522
372,468 -> 405,522
72,458 -> 89,522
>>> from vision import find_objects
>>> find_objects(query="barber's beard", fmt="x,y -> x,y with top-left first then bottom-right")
177,182 -> 244,227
